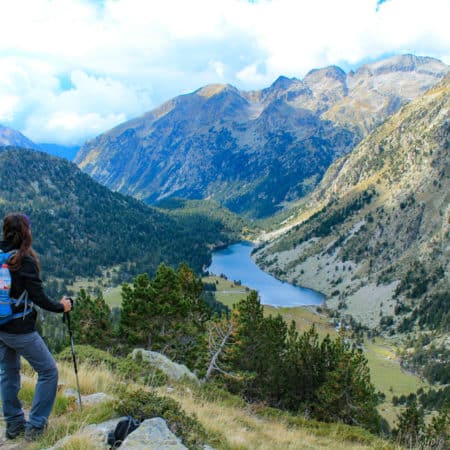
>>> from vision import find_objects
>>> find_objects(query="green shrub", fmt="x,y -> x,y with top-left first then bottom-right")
193,382 -> 246,408
114,387 -> 207,449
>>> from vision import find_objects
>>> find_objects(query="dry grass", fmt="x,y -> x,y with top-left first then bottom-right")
57,361 -> 117,395
46,434 -> 103,450
21,359 -> 117,395
160,386 -> 396,450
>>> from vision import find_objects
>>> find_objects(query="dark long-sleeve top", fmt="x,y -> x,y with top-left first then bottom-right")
0,241 -> 64,334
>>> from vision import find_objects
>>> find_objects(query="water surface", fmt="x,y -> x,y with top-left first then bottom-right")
208,242 -> 324,307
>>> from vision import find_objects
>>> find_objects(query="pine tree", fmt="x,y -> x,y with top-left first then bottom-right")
424,402 -> 449,449
393,399 -> 425,448
314,338 -> 382,432
282,324 -> 333,411
119,264 -> 209,367
70,289 -> 113,349
119,273 -> 154,347
225,291 -> 287,403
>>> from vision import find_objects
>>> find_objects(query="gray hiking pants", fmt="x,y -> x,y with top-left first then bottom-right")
0,331 -> 58,429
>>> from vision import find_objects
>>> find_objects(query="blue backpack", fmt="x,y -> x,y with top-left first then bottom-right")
0,250 -> 34,325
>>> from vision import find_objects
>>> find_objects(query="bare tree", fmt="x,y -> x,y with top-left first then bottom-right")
203,319 -> 238,381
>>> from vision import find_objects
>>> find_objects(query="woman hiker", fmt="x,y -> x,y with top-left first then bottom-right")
0,213 -> 72,441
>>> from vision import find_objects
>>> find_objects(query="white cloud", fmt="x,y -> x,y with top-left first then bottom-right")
21,70 -> 153,144
0,0 -> 448,144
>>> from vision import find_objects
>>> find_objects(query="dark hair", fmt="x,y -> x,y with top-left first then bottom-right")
2,213 -> 40,273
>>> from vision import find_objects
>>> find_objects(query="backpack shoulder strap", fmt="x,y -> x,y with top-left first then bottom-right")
0,249 -> 17,264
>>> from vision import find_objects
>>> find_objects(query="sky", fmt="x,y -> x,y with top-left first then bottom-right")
0,0 -> 449,145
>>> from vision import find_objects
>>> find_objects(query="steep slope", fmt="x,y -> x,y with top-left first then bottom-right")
253,76 -> 450,329
0,147 -> 244,287
0,124 -> 39,150
77,84 -> 356,218
76,55 -> 448,218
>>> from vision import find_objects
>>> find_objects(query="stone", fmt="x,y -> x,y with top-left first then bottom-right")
43,416 -> 126,450
81,392 -> 114,406
63,390 -> 113,407
131,349 -> 199,383
121,417 -> 187,450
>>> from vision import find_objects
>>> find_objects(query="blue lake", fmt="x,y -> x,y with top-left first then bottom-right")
207,242 -> 325,307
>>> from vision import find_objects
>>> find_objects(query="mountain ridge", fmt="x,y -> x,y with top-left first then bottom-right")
75,54 -> 449,218
253,75 -> 450,329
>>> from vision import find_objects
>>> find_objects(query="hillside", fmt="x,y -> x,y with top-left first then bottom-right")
0,147 -> 245,291
76,55 -> 449,218
253,75 -> 450,331
0,353 -> 397,450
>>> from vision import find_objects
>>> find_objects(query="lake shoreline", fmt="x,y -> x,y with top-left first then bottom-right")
207,241 -> 325,307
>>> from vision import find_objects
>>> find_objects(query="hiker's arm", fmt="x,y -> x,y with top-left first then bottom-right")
20,257 -> 64,313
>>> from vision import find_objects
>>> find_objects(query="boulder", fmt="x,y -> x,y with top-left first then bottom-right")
43,416 -> 126,449
121,417 -> 187,450
131,349 -> 199,383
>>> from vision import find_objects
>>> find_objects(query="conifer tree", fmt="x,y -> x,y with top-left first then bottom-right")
119,264 -> 209,367
70,289 -> 113,349
424,402 -> 449,449
225,291 -> 287,403
120,273 -> 154,347
393,399 -> 425,448
314,338 -> 382,432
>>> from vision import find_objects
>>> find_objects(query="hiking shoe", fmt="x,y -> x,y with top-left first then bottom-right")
5,421 -> 26,439
24,426 -> 45,441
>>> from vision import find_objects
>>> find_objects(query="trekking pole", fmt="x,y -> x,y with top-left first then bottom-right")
63,298 -> 83,410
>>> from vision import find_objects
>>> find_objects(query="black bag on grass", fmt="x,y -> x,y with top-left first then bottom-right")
107,416 -> 141,449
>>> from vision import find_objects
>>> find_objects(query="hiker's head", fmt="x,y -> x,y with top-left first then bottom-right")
2,213 -> 39,272
3,213 -> 31,247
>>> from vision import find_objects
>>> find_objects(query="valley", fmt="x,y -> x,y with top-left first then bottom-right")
0,53 -> 448,449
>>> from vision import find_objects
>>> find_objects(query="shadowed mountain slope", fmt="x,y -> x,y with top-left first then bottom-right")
0,147 -> 244,285
76,55 -> 448,218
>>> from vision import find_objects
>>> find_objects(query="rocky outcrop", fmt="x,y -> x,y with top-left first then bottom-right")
131,349 -> 199,383
121,417 -> 187,450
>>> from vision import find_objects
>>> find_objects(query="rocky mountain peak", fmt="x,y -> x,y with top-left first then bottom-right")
304,65 -> 347,83
355,54 -> 449,77
270,75 -> 299,90
303,66 -> 349,111
195,83 -> 238,99
260,76 -> 309,105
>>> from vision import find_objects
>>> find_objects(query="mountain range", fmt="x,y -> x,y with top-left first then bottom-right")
75,54 -> 449,218
253,75 -> 450,330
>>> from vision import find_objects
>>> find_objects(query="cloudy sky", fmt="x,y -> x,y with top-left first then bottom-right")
1,0 -> 449,145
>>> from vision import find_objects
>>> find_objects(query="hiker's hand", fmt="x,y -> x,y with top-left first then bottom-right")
61,297 -> 72,312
